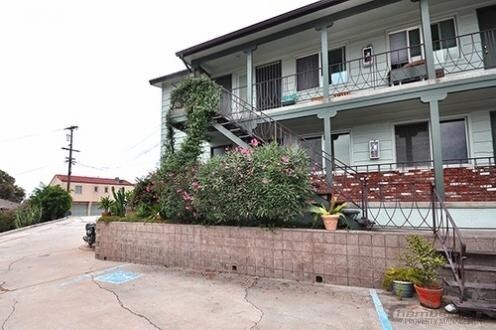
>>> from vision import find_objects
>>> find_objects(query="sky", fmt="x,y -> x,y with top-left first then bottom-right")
0,0 -> 314,196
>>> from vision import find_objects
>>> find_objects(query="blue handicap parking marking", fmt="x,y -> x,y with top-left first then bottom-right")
94,271 -> 141,284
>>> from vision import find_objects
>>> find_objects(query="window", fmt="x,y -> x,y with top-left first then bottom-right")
301,137 -> 323,169
389,28 -> 423,68
301,133 -> 351,169
395,119 -> 468,165
431,19 -> 457,51
210,145 -> 233,157
328,47 -> 346,84
441,119 -> 467,163
332,133 -> 351,165
395,122 -> 430,164
75,185 -> 83,194
389,19 -> 457,68
94,186 -> 98,193
296,54 -> 319,91
104,187 -> 108,193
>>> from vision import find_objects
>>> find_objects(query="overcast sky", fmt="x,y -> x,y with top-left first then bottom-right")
0,0 -> 314,195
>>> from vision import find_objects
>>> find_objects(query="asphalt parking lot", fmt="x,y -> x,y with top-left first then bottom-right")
0,217 -> 494,329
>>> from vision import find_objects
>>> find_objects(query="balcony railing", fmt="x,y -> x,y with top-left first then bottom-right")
229,29 -> 495,111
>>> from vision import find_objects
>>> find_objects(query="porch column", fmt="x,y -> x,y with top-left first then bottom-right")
318,110 -> 337,187
419,0 -> 436,80
421,93 -> 447,199
245,48 -> 254,107
318,24 -> 331,100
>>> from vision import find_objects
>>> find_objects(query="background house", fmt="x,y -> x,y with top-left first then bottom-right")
0,198 -> 19,211
49,175 -> 134,216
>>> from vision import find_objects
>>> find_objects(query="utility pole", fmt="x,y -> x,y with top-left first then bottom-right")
62,126 -> 79,192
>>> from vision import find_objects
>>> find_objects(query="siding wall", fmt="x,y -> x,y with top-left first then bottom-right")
158,0 -> 496,165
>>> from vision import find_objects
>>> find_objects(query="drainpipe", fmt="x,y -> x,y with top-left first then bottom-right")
244,47 -> 256,108
317,23 -> 332,101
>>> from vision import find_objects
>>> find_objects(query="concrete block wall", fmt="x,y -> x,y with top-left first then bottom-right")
95,222 -> 442,288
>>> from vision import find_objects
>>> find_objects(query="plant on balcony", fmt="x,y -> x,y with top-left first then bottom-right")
404,235 -> 445,309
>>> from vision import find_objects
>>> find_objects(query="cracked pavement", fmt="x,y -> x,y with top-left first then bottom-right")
5,217 -> 489,329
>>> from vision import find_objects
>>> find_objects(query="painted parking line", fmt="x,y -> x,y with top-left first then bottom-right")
370,289 -> 393,330
94,271 -> 141,284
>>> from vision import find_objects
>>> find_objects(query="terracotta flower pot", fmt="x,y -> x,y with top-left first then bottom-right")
414,284 -> 443,309
322,215 -> 339,231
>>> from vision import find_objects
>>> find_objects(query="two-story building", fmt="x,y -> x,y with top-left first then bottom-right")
150,0 -> 496,228
49,175 -> 134,216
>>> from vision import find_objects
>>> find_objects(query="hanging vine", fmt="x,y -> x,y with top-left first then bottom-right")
159,75 -> 220,220
162,74 -> 220,169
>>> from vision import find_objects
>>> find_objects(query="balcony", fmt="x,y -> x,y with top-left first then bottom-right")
229,29 -> 496,112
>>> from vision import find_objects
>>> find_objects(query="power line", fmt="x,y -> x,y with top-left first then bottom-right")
0,128 -> 64,144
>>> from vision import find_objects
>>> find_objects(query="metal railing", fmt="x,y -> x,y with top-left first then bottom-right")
432,185 -> 466,302
229,29 -> 495,110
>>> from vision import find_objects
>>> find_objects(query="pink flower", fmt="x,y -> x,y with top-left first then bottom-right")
191,181 -> 201,190
262,178 -> 269,184
250,138 -> 260,147
181,191 -> 192,202
281,156 -> 290,164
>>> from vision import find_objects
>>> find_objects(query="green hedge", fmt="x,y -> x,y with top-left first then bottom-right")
159,143 -> 312,227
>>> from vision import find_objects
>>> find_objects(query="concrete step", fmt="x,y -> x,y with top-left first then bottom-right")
446,280 -> 496,301
441,264 -> 496,283
454,300 -> 496,318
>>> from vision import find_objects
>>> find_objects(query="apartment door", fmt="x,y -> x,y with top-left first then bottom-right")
477,5 -> 496,69
214,74 -> 232,114
255,61 -> 281,110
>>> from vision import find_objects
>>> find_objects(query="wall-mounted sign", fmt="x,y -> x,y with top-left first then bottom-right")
369,139 -> 380,159
363,46 -> 373,66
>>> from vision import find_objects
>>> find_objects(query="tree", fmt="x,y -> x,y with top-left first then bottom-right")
30,185 -> 72,221
0,170 -> 25,203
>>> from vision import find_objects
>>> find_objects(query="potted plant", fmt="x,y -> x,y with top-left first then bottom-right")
404,235 -> 445,309
308,197 -> 346,231
383,267 -> 421,299
99,196 -> 113,216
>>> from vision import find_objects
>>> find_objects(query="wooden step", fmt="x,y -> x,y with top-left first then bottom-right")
438,249 -> 496,257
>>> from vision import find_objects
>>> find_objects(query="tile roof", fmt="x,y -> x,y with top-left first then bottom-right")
53,175 -> 134,186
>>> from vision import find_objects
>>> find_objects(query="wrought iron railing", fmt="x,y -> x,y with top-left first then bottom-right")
229,29 -> 495,111
432,185 -> 466,302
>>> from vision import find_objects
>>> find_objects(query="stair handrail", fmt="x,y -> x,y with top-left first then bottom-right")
431,184 -> 466,302
216,86 -> 367,212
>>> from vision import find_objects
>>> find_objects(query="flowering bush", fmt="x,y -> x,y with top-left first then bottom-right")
195,143 -> 312,226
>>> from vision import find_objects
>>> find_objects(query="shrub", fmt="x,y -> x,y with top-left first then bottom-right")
14,202 -> 42,228
130,172 -> 160,210
195,143 -> 312,226
30,185 -> 72,221
0,210 -> 16,233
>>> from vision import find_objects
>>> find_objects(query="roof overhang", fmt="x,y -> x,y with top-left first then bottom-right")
149,69 -> 191,88
177,0 -> 403,67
